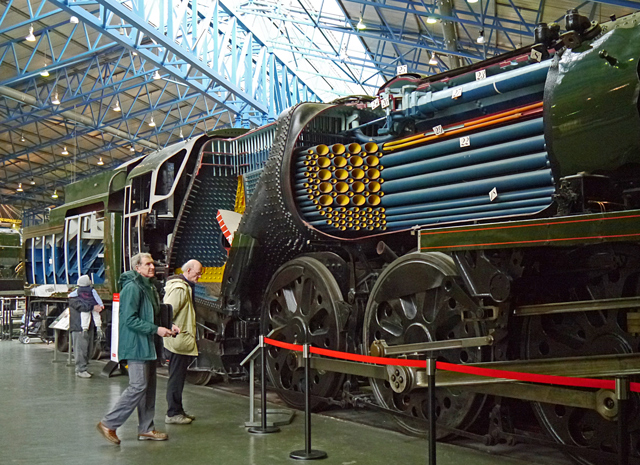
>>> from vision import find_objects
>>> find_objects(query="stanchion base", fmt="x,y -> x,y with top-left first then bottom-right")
247,426 -> 281,434
289,449 -> 327,460
245,408 -> 295,428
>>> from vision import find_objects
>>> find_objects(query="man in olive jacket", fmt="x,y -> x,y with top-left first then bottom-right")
96,253 -> 179,445
163,259 -> 202,425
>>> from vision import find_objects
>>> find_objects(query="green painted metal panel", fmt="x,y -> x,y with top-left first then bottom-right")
101,212 -> 122,297
48,168 -> 126,225
547,18 -> 640,179
419,209 -> 640,251
64,170 -> 118,204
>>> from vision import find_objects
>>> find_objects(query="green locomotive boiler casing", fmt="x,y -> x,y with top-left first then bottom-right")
546,18 -> 640,180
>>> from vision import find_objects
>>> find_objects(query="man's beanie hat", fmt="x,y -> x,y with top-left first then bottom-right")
77,275 -> 92,287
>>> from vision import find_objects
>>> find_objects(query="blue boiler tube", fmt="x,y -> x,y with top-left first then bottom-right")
383,187 -> 556,218
412,61 -> 551,116
381,118 -> 543,168
382,170 -> 554,207
383,153 -> 549,194
385,204 -> 550,229
383,135 -> 546,184
384,196 -> 552,223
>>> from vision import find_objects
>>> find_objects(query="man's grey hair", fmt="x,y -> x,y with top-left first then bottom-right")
181,259 -> 200,272
131,252 -> 153,269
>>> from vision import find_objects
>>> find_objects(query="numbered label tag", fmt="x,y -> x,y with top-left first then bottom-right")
489,187 -> 498,201
380,96 -> 390,109
530,49 -> 543,62
460,136 -> 470,147
371,98 -> 380,110
475,69 -> 487,81
433,125 -> 445,136
452,88 -> 463,99
397,64 -> 408,75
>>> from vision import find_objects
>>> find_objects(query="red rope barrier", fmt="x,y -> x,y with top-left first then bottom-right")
311,346 -> 427,368
436,361 -> 614,390
264,337 -> 303,353
265,337 -> 427,368
263,337 -> 640,392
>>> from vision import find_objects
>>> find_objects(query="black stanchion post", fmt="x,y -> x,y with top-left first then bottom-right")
427,357 -> 437,465
248,335 -> 280,434
290,343 -> 327,460
616,377 -> 630,465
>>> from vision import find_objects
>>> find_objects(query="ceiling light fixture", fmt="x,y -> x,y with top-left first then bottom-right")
477,30 -> 485,44
429,53 -> 438,66
98,157 -> 104,165
26,25 -> 36,42
62,146 -> 69,155
153,70 -> 162,80
16,183 -> 23,192
356,18 -> 366,30
130,145 -> 135,152
20,133 -> 25,142
40,68 -> 49,77
30,178 -> 36,185
51,189 -> 58,199
132,51 -> 138,56
70,16 -> 79,24
148,116 -> 156,127
467,0 -> 479,3
427,17 -> 438,24
51,92 -> 60,105
113,101 -> 121,112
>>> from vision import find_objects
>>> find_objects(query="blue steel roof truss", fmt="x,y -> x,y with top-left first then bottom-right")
0,0 -> 321,209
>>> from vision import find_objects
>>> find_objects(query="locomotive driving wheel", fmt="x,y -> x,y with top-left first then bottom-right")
523,244 -> 640,464
262,256 -> 347,409
363,252 -> 490,437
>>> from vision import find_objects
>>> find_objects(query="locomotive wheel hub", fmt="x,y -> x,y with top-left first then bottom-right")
595,389 -> 618,421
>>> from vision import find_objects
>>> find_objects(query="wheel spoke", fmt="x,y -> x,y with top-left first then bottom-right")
364,252 -> 488,437
262,257 -> 346,409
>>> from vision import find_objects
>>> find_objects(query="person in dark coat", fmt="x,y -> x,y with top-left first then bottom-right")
96,253 -> 179,445
68,275 -> 101,378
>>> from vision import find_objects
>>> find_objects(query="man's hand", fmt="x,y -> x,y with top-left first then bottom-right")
93,305 -> 102,313
157,327 -> 174,337
171,324 -> 181,335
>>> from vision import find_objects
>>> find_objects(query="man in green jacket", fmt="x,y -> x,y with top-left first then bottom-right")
163,259 -> 202,425
97,253 -> 180,445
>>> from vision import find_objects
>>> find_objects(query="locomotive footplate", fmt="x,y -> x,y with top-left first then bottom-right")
301,353 -> 640,420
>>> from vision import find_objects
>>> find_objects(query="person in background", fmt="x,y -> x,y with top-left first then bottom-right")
69,275 -> 105,339
68,275 -> 103,378
96,253 -> 179,445
163,259 -> 202,425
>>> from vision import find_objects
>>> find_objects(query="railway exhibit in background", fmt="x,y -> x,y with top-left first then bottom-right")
23,9 -> 640,464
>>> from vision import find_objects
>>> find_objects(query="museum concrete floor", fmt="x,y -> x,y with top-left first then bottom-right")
0,340 -> 554,465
